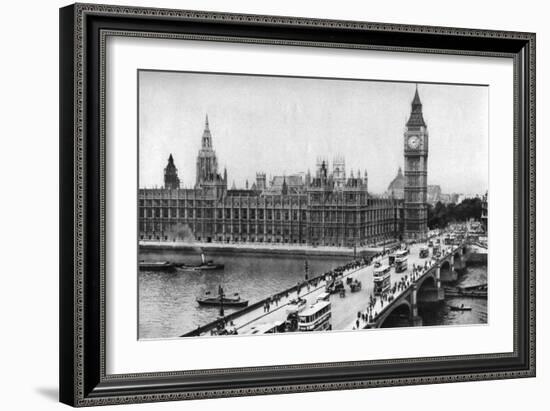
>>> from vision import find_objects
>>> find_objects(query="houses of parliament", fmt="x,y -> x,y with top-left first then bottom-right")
138,88 -> 430,246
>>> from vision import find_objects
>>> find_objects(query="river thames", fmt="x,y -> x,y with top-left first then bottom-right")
138,249 -> 487,339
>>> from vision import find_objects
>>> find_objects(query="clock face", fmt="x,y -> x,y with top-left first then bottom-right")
408,135 -> 420,149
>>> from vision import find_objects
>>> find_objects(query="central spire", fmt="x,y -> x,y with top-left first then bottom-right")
195,114 -> 221,188
202,114 -> 212,148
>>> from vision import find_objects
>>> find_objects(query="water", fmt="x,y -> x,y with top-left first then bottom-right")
419,264 -> 488,326
138,250 -> 349,339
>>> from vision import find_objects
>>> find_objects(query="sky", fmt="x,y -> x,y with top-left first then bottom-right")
138,70 -> 488,196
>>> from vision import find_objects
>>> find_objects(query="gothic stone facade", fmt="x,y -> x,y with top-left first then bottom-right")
138,89 -> 430,246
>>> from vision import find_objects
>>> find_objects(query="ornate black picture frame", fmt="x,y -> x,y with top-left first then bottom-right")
59,3 -> 535,407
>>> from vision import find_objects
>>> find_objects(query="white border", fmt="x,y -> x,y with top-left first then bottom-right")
106,36 -> 513,374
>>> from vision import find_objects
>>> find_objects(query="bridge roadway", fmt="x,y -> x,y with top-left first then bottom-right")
196,235 -> 466,336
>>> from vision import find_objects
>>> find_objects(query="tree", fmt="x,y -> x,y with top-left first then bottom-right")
427,197 -> 482,229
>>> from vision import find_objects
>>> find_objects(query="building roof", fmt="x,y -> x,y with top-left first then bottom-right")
406,86 -> 427,128
263,174 -> 305,195
271,175 -> 304,187
299,301 -> 330,317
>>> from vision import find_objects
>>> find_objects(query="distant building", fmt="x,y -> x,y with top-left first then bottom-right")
481,191 -> 488,232
449,193 -> 460,204
387,167 -> 405,199
427,185 -> 442,205
454,193 -> 467,204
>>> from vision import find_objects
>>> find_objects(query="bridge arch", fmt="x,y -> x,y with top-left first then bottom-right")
417,275 -> 436,298
440,260 -> 451,273
416,273 -> 436,290
417,273 -> 445,304
439,259 -> 456,282
379,301 -> 412,328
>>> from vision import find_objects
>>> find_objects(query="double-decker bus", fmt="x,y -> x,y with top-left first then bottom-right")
297,301 -> 332,332
389,249 -> 408,266
419,246 -> 429,258
444,235 -> 455,245
395,255 -> 408,273
373,264 -> 391,296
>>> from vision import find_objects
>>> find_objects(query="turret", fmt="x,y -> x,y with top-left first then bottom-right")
281,176 -> 288,195
332,155 -> 346,188
164,153 -> 180,189
255,172 -> 266,190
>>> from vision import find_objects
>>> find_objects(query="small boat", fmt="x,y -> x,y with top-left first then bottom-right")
197,290 -> 248,308
176,253 -> 224,271
139,261 -> 175,271
449,304 -> 472,311
177,261 -> 224,271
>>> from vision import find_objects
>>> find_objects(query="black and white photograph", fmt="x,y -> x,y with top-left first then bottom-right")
137,71 -> 489,339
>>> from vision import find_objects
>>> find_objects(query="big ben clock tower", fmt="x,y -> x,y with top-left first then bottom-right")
404,85 -> 428,241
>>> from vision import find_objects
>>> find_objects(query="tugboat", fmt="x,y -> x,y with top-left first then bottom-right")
176,253 -> 224,271
138,261 -> 176,271
197,285 -> 248,308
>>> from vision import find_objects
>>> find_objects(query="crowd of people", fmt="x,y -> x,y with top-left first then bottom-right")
263,294 -> 284,313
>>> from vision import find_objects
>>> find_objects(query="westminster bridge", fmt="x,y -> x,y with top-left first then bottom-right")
182,235 -> 474,337
362,240 -> 471,329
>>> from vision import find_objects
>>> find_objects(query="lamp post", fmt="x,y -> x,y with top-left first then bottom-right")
218,285 -> 225,318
